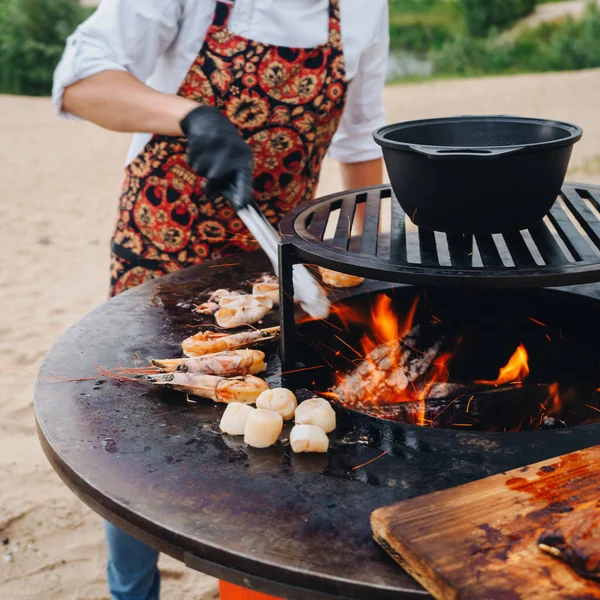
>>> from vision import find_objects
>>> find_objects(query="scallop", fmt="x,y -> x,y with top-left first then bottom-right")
290,424 -> 329,453
256,388 -> 297,420
295,397 -> 336,433
244,409 -> 283,448
219,402 -> 255,436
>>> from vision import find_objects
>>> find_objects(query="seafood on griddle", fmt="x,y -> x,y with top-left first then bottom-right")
150,349 -> 266,376
295,397 -> 336,433
244,408 -> 283,448
182,326 -> 280,357
318,267 -> 364,289
290,424 -> 329,453
195,289 -> 242,315
220,402 -> 255,435
215,294 -> 273,329
252,275 -> 279,305
538,504 -> 600,581
147,372 -> 269,404
196,289 -> 273,328
256,387 -> 297,420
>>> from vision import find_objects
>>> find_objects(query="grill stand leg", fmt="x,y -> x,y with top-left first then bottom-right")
278,242 -> 298,379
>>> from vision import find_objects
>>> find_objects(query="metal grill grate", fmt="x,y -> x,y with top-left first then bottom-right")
279,182 -> 600,288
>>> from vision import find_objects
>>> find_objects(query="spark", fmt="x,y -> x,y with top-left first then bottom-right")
546,334 -> 552,343
334,335 -> 362,358
352,450 -> 389,471
209,263 -> 239,268
432,394 -> 466,421
466,395 -> 475,413
453,423 -> 473,427
280,365 -> 324,375
529,317 -> 546,327
586,404 -> 600,414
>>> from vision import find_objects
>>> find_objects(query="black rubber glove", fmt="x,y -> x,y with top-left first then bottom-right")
180,105 -> 253,207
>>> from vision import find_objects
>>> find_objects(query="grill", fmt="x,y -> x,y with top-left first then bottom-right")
278,182 -> 600,369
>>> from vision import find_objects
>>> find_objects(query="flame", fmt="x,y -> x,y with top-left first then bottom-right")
372,295 -> 399,344
475,344 -> 530,386
333,294 -> 453,426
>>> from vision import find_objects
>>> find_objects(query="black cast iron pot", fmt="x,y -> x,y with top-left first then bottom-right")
373,115 -> 583,234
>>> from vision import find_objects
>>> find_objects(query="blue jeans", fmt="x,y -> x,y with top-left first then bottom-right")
104,521 -> 160,600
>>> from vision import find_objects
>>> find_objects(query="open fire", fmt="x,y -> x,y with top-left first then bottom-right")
301,289 -> 600,433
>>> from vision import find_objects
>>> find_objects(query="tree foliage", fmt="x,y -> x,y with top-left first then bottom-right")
0,0 -> 92,95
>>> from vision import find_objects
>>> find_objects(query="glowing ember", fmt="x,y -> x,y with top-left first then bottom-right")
333,295 -> 448,419
321,292 -> 600,431
475,344 -> 530,386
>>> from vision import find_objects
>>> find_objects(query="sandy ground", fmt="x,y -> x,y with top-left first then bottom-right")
2,69 -> 600,599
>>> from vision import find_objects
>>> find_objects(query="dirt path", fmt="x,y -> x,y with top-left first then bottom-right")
520,0 -> 600,28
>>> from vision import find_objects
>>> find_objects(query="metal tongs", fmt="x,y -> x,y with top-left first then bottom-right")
224,176 -> 330,320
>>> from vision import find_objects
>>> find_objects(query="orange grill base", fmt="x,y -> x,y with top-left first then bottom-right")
219,580 -> 283,600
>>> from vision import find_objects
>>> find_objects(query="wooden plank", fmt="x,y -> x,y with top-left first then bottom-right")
372,445 -> 600,600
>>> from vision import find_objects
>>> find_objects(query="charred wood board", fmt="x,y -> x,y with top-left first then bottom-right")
371,445 -> 600,599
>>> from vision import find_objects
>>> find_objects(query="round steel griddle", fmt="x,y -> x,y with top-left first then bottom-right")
34,252 -> 600,600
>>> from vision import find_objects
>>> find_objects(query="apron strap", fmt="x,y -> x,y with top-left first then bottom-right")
213,0 -> 234,29
327,0 -> 342,45
111,240 -> 162,271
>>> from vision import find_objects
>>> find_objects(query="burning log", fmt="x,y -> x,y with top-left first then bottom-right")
327,291 -> 600,432
337,382 -> 584,432
334,327 -> 444,407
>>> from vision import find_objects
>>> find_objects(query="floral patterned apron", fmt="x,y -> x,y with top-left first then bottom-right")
110,0 -> 348,295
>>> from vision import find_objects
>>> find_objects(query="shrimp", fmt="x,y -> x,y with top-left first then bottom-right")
151,349 -> 266,376
195,289 -> 242,314
215,295 -> 273,329
181,326 -> 280,357
147,372 -> 269,404
318,267 -> 364,289
252,275 -> 279,305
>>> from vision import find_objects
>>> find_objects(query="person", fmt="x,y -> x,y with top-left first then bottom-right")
53,0 -> 389,598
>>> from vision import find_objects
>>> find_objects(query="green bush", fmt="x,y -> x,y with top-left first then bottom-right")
0,0 -> 92,95
435,1 -> 600,76
390,16 -> 456,52
389,0 -> 460,52
459,0 -> 538,37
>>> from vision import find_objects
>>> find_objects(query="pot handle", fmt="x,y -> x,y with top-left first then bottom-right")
408,145 -> 525,159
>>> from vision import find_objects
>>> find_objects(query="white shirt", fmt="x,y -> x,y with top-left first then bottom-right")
53,0 -> 389,166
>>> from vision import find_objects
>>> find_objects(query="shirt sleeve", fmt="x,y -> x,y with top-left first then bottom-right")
52,0 -> 183,119
327,2 -> 389,164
